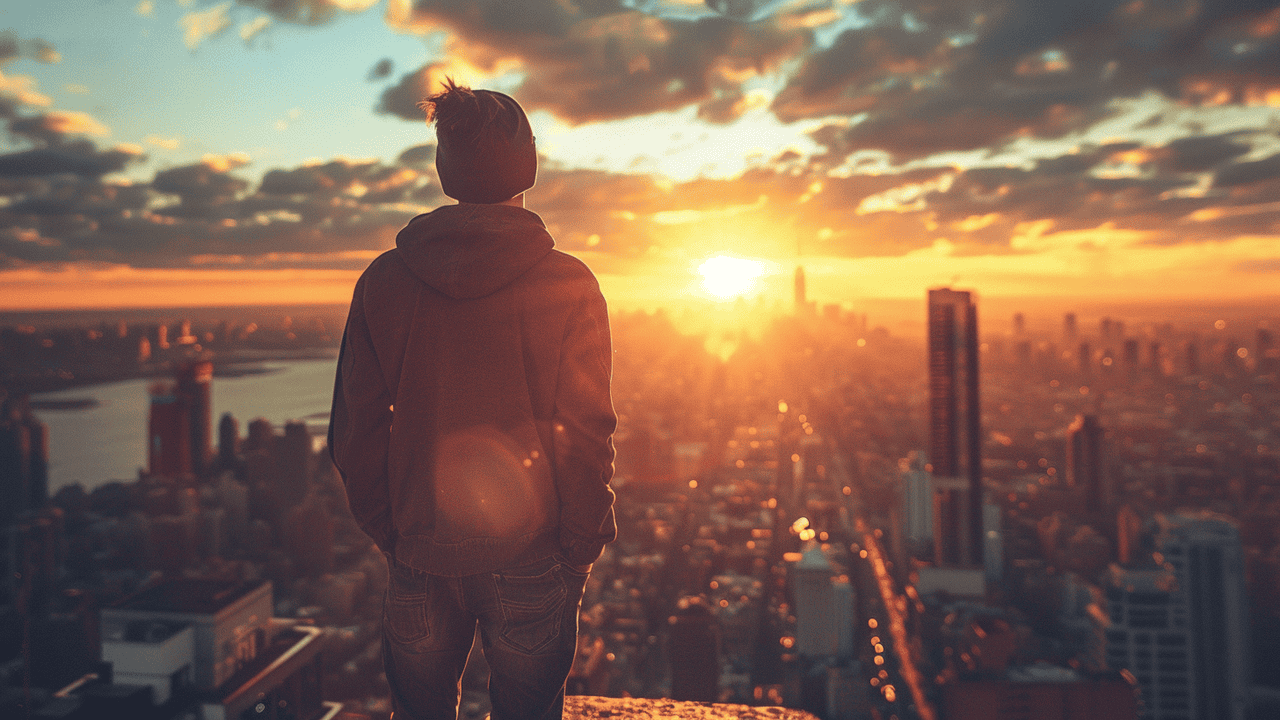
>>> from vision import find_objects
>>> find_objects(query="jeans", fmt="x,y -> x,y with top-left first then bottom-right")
382,553 -> 590,720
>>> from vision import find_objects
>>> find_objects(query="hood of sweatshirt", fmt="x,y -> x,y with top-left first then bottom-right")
395,203 -> 555,300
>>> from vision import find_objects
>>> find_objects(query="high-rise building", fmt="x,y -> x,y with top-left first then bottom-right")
668,596 -> 720,702
1064,312 -> 1078,340
1105,513 -> 1250,720
148,382 -> 191,478
1104,565 -> 1190,719
791,546 -> 854,659
147,362 -> 214,481
927,288 -> 982,567
1066,414 -> 1111,513
277,421 -> 312,508
177,361 -> 213,477
1258,327 -> 1277,375
901,452 -> 933,561
1159,514 -> 1250,720
0,395 -> 49,524
794,265 -> 809,315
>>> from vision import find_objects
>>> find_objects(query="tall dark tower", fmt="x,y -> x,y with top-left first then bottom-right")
1066,414 -> 1109,513
927,288 -> 982,567
794,265 -> 808,315
148,382 -> 191,478
177,360 -> 213,478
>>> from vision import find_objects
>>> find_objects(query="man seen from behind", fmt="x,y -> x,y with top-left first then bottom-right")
329,79 -> 617,720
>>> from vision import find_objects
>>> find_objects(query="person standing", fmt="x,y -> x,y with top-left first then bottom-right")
329,79 -> 617,720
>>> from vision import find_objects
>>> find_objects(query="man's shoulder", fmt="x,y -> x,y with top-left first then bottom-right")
358,248 -> 411,283
535,249 -> 601,287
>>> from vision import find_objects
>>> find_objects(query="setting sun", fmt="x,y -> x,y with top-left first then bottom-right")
698,256 -> 765,300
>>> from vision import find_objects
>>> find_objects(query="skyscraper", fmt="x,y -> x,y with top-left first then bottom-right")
1105,513 -> 1249,720
147,361 -> 214,480
927,288 -> 982,567
176,361 -> 213,477
794,265 -> 809,315
1066,414 -> 1110,513
1159,513 -> 1250,720
148,382 -> 191,478
901,452 -> 933,561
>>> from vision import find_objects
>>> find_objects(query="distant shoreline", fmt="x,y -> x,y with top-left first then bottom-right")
21,349 -> 337,397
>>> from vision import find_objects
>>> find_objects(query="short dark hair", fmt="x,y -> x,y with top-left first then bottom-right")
420,77 -> 500,137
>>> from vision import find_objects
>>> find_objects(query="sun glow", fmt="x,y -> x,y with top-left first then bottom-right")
698,255 -> 765,300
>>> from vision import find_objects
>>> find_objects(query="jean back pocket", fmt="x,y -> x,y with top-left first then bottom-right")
493,562 -> 567,655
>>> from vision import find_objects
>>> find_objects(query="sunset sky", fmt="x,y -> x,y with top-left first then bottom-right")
3,0 -> 1280,311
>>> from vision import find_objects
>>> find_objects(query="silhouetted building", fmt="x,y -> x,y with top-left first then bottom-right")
792,546 -> 854,659
1064,312 -> 1077,340
669,597 -> 720,702
942,672 -> 1138,720
276,421 -> 312,508
242,417 -> 275,457
1122,339 -> 1139,378
177,361 -> 213,477
148,383 -> 191,479
927,287 -> 982,567
1066,414 -> 1110,514
1259,328 -> 1277,374
1079,342 -> 1092,375
794,266 -> 809,315
901,452 -> 933,561
0,394 -> 49,524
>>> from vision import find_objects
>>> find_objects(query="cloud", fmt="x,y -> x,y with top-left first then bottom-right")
0,143 -> 140,178
382,1 -> 807,124
368,57 -> 393,81
237,0 -> 379,26
1213,151 -> 1280,188
136,1 -> 154,18
240,16 -> 272,43
181,2 -> 234,50
1154,133 -> 1253,173
10,110 -> 110,145
0,31 -> 61,66
768,0 -> 1280,162
0,71 -> 51,108
144,135 -> 182,150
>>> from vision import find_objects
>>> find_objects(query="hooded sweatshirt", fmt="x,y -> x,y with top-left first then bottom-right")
329,203 -> 617,576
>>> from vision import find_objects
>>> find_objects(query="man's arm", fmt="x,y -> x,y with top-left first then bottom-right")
553,286 -> 618,566
328,276 -> 396,553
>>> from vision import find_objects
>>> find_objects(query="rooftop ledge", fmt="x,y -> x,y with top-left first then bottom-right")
564,696 -> 819,720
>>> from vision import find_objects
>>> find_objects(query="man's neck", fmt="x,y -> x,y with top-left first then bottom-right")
458,194 -> 525,209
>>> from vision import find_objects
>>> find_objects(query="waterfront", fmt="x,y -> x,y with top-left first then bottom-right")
30,356 -> 338,493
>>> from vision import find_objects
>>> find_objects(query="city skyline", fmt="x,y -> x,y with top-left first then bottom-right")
4,1 -> 1280,309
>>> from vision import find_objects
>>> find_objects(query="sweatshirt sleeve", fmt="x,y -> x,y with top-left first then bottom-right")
329,276 -> 396,553
552,285 -> 618,566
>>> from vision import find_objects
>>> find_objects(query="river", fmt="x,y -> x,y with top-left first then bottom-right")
30,356 -> 339,493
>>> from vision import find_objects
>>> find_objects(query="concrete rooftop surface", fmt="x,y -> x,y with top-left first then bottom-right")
563,696 -> 820,720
